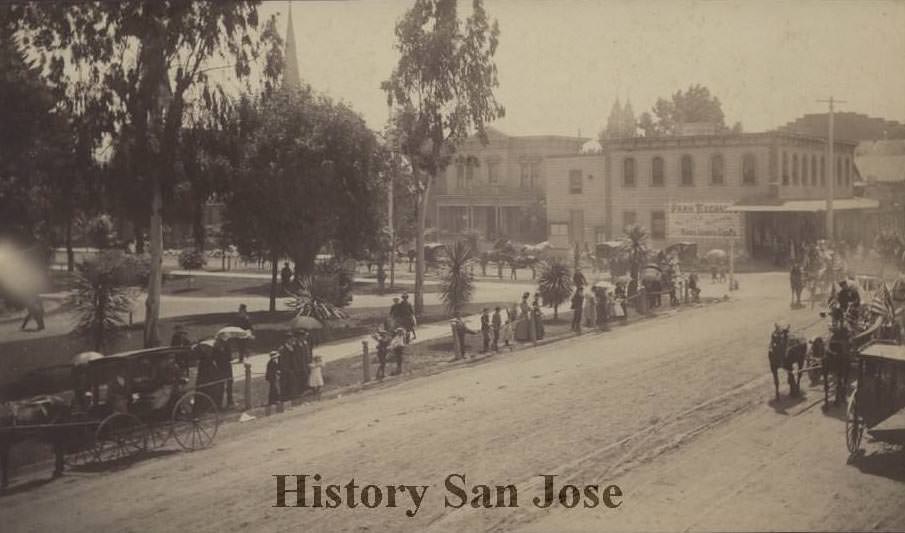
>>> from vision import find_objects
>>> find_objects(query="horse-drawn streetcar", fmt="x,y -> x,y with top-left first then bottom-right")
845,342 -> 905,456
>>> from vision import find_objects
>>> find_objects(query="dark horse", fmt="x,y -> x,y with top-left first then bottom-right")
769,324 -> 807,399
0,395 -> 70,489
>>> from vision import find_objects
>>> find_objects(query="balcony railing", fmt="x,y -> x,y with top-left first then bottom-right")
437,183 -> 542,200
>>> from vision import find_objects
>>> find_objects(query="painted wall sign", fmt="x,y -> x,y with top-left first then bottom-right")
667,202 -> 744,239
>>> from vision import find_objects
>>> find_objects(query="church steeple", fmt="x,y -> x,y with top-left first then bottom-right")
283,3 -> 301,89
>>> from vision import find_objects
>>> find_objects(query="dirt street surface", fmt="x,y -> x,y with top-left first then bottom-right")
3,273 -> 904,532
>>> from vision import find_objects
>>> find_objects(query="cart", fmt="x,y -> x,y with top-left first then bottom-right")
64,345 -> 221,467
845,341 -> 905,456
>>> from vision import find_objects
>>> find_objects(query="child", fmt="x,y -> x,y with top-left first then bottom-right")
308,355 -> 324,400
265,351 -> 282,409
371,328 -> 391,380
390,328 -> 406,375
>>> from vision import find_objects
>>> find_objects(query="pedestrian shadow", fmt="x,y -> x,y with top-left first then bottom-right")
820,401 -> 848,422
67,449 -> 181,474
0,475 -> 56,498
768,393 -> 807,415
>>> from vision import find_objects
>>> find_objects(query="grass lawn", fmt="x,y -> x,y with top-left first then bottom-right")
160,274 -> 441,298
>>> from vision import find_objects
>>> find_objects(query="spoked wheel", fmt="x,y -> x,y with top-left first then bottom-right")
171,391 -> 220,451
846,388 -> 863,455
94,413 -> 148,465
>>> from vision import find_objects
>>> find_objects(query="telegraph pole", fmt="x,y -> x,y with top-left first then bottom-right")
817,96 -> 846,242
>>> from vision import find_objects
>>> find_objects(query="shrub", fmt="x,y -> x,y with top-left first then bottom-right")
69,251 -> 137,351
179,248 -> 207,270
537,258 -> 573,318
440,240 -> 475,315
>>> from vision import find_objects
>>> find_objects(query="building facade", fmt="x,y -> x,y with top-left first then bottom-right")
430,127 -> 586,243
546,132 -> 872,258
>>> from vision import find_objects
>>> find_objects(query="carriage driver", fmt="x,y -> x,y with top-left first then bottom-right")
830,279 -> 861,328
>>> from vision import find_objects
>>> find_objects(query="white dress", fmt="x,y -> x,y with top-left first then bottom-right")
308,363 -> 324,388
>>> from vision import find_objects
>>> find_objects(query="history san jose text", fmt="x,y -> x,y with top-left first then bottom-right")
273,473 -> 623,517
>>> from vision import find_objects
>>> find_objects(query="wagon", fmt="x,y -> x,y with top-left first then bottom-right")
64,345 -> 222,467
845,341 -> 905,456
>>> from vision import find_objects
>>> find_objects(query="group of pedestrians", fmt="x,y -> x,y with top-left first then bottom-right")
265,329 -> 324,407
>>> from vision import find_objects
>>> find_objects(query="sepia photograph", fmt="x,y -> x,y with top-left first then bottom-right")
1,0 -> 905,531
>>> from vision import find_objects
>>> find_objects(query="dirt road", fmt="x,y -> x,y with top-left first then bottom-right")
3,273 -> 903,532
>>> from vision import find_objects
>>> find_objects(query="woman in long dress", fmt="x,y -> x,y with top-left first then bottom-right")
515,292 -> 531,341
584,292 -> 597,328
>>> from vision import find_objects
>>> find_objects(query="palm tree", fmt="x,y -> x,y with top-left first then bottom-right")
440,240 -> 476,315
537,258 -> 573,319
621,224 -> 650,282
70,252 -> 137,351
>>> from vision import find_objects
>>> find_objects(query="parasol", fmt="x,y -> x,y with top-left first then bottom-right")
593,280 -> 616,291
704,249 -> 728,263
216,326 -> 255,341
72,351 -> 104,366
289,315 -> 324,331
640,267 -> 662,282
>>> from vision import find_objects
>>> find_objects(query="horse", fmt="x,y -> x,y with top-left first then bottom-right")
0,395 -> 71,489
768,324 -> 807,399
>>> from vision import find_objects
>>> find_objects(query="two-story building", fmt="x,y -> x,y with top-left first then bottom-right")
546,127 -> 875,259
430,127 -> 586,243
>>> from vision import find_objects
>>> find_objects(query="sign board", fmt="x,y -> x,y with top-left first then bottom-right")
667,202 -> 744,240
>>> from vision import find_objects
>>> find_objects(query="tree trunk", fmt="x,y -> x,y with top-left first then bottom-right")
269,249 -> 279,312
65,217 -> 74,272
143,180 -> 163,348
192,204 -> 206,252
414,178 -> 431,316
554,304 -> 558,319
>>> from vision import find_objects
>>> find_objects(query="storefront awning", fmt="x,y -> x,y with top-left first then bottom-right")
726,197 -> 879,213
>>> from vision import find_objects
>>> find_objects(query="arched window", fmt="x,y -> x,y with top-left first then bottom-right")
651,156 -> 664,186
792,153 -> 799,185
802,156 -> 809,186
742,153 -> 757,185
710,154 -> 724,185
680,154 -> 694,186
811,154 -> 817,185
782,152 -> 789,185
623,157 -> 636,187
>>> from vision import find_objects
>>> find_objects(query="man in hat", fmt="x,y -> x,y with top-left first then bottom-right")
170,324 -> 192,347
398,292 -> 417,343
278,331 -> 302,400
371,327 -> 391,380
480,308 -> 492,353
265,351 -> 281,409
229,304 -> 253,362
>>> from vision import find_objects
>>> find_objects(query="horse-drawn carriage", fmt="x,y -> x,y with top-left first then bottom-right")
1,345 -> 222,488
844,342 -> 905,456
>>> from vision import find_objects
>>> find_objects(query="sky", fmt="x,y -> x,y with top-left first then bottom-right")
260,0 -> 905,138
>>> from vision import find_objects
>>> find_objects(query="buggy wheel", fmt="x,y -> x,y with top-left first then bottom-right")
94,413 -> 148,465
171,391 -> 220,451
845,388 -> 863,454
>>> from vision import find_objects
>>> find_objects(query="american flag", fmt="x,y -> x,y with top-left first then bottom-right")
868,282 -> 897,323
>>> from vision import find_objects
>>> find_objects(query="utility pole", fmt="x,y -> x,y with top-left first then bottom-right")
817,96 -> 846,242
